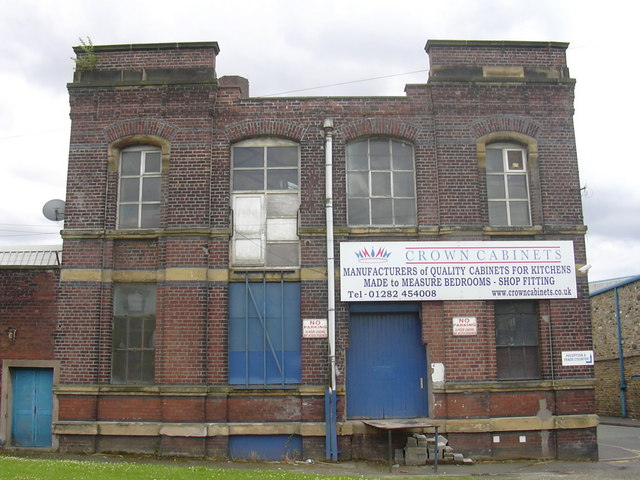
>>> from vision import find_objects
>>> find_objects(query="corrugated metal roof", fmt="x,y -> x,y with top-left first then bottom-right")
0,245 -> 62,267
589,275 -> 640,296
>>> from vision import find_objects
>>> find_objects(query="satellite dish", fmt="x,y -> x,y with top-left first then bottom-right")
43,199 -> 65,221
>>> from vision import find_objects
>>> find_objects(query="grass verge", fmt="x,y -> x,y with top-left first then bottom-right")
0,454 -> 469,480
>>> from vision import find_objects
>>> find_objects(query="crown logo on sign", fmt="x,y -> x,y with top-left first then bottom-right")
355,247 -> 391,263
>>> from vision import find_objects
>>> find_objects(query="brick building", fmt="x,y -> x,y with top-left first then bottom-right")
1,40 -> 597,461
590,276 -> 640,419
0,247 -> 61,448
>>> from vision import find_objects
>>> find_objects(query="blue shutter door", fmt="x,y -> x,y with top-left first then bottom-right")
346,312 -> 427,419
11,368 -> 53,447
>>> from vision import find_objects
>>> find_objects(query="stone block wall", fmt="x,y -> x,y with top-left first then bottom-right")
591,279 -> 640,418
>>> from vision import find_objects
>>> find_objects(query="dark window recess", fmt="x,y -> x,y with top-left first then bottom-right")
112,284 -> 156,384
495,301 -> 540,379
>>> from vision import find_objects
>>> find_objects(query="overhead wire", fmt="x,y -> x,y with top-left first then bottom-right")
257,69 -> 428,97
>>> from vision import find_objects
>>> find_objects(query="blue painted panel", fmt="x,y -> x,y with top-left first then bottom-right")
34,370 -> 53,446
350,302 -> 420,314
229,282 -> 301,385
12,369 -> 35,446
229,435 -> 302,461
228,351 -> 301,385
11,368 -> 53,447
346,312 -> 427,419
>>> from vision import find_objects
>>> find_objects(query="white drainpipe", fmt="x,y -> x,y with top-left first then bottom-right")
323,118 -> 336,392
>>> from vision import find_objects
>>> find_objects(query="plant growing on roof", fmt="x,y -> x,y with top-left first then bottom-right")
72,36 -> 99,71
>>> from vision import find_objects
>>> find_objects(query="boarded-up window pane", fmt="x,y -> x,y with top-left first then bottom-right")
266,243 -> 299,267
267,218 -> 297,241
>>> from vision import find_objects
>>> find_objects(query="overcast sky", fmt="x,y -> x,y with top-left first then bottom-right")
0,0 -> 637,282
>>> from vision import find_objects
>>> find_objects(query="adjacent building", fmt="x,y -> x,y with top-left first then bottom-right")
590,275 -> 640,419
0,39 -> 597,461
0,246 -> 61,448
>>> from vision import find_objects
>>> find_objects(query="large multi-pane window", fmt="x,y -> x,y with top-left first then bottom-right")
495,301 -> 540,380
112,284 -> 156,384
231,138 -> 300,267
486,144 -> 531,226
228,281 -> 301,386
118,146 -> 162,229
346,138 -> 416,226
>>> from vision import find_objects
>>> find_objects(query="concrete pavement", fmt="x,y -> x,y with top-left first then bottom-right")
599,415 -> 640,428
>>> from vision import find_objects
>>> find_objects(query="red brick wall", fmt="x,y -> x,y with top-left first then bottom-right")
57,391 -> 328,425
55,40 -> 594,460
56,281 -> 107,384
490,392 -> 553,416
62,40 -> 590,388
227,396 -> 301,422
58,395 -> 97,421
0,268 -> 59,360
426,41 -> 568,69
556,389 -> 596,415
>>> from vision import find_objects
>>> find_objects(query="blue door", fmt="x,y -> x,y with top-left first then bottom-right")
346,311 -> 427,419
11,368 -> 53,447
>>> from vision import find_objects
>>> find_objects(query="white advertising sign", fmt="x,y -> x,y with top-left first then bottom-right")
340,241 -> 577,302
303,318 -> 327,338
453,317 -> 477,336
561,350 -> 594,366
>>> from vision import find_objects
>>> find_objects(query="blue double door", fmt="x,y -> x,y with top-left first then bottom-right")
11,368 -> 53,447
346,309 -> 427,419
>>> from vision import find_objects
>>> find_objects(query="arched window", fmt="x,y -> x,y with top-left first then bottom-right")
485,143 -> 531,226
117,145 -> 162,229
346,138 -> 416,226
231,138 -> 300,268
